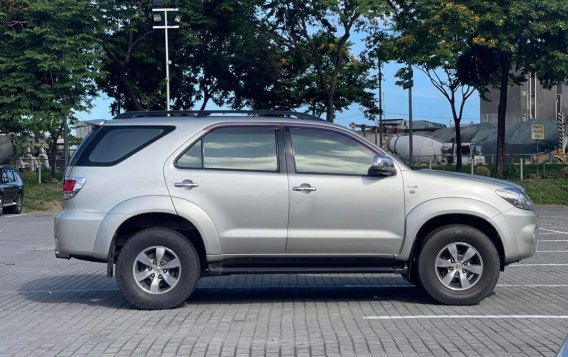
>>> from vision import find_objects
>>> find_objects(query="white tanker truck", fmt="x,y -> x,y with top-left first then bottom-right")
388,134 -> 485,165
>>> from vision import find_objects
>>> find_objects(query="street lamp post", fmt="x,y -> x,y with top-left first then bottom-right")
152,6 -> 180,111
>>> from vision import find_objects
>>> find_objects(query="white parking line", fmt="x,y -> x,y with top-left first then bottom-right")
536,251 -> 568,253
498,284 -> 568,287
539,228 -> 568,235
511,263 -> 568,266
539,239 -> 568,242
0,288 -> 119,294
0,214 -> 30,219
364,315 -> 568,320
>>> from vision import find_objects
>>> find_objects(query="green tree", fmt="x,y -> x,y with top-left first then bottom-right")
0,0 -> 100,172
95,0 -> 173,113
447,0 -> 568,178
249,35 -> 378,117
177,0 -> 281,110
368,1 -> 477,170
259,0 -> 387,122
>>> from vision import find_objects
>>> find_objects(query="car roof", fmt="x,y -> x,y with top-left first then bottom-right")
91,111 -> 348,131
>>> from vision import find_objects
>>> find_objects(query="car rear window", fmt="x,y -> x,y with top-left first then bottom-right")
74,126 -> 174,166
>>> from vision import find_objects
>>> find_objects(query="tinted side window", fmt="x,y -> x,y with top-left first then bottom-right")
176,127 -> 278,171
291,128 -> 375,175
6,170 -> 15,182
177,140 -> 202,169
1,170 -> 8,183
76,126 -> 173,166
11,170 -> 21,184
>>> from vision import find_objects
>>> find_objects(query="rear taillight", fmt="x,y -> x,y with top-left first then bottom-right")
62,177 -> 86,200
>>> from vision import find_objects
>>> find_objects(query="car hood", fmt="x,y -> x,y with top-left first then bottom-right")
418,170 -> 524,191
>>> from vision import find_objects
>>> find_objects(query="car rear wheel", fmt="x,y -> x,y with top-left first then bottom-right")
116,228 -> 200,310
417,224 -> 500,305
0,195 -> 3,217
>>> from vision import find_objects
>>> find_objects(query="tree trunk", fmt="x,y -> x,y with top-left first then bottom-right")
454,118 -> 462,171
200,92 -> 210,111
119,70 -> 143,111
50,140 -> 57,178
325,92 -> 334,122
496,56 -> 510,179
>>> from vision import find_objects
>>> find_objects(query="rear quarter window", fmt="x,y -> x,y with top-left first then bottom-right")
74,126 -> 174,166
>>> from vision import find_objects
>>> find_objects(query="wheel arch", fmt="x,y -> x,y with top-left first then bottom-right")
411,214 -> 505,270
92,196 -> 221,276
112,212 -> 208,273
398,198 -> 511,282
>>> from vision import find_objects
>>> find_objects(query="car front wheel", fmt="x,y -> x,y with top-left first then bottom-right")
417,224 -> 500,305
116,228 -> 200,310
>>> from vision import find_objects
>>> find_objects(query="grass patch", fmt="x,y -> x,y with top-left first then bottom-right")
23,182 -> 61,213
513,179 -> 568,205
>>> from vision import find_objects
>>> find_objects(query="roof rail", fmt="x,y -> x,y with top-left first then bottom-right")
113,110 -> 324,121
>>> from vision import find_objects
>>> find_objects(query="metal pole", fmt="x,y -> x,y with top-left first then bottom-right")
63,117 -> 69,172
471,146 -> 474,175
378,63 -> 383,148
408,71 -> 413,167
164,10 -> 170,112
520,157 -> 523,180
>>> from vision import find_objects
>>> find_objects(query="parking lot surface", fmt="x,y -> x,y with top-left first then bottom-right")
0,206 -> 567,356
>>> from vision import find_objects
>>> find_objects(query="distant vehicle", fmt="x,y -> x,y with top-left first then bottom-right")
533,147 -> 568,164
55,110 -> 536,310
389,134 -> 485,165
0,164 -> 24,216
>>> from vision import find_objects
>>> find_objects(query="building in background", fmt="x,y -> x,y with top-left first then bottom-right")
480,75 -> 568,124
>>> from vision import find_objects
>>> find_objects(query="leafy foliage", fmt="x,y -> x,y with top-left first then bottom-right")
259,0 -> 387,121
368,0 -> 477,170
0,0 -> 100,173
445,0 -> 568,178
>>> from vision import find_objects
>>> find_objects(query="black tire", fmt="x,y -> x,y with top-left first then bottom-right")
7,193 -> 22,214
417,224 -> 500,305
0,195 -> 3,217
116,228 -> 201,310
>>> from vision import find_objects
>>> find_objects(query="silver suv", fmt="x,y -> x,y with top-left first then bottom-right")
55,111 -> 537,309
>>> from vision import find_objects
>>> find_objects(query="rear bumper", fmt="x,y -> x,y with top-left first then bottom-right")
54,209 -> 105,259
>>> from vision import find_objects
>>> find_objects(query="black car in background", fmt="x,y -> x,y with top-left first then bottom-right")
0,164 -> 23,216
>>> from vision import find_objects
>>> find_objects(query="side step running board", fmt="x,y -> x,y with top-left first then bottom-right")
207,263 -> 407,276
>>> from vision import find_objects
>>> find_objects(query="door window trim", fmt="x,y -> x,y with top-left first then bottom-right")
285,124 -> 383,177
174,123 -> 286,174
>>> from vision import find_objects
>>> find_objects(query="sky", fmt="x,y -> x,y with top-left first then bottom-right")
76,30 -> 481,129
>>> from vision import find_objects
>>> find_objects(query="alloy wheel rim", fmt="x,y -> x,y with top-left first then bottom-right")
435,242 -> 483,291
132,245 -> 181,294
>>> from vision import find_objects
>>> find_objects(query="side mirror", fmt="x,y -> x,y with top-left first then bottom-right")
369,155 -> 396,177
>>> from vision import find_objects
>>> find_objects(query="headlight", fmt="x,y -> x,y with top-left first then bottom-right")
495,188 -> 534,210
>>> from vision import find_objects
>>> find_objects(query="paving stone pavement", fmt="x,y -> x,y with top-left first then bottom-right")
0,206 -> 567,356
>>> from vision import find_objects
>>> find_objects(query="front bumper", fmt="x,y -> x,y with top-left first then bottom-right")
491,207 -> 537,264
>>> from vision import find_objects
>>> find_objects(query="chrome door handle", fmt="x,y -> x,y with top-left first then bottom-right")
174,180 -> 199,189
292,184 -> 317,192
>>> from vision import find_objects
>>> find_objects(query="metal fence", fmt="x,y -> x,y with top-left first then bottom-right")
400,154 -> 567,181
11,157 -> 66,184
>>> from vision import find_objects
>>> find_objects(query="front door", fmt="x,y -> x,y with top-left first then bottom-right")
164,125 -> 289,255
285,126 -> 406,256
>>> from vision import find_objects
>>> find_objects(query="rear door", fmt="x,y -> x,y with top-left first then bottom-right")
1,169 -> 16,201
285,125 -> 406,256
164,124 -> 289,255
